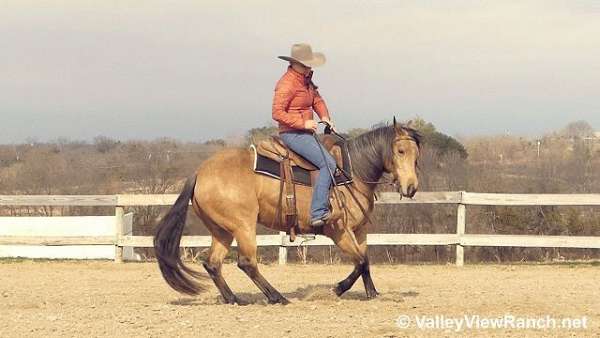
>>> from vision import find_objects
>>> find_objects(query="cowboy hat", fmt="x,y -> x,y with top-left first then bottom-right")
278,43 -> 326,68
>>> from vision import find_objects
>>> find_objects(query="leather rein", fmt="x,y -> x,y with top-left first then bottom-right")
328,126 -> 418,187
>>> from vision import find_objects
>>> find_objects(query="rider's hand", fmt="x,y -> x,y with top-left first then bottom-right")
304,120 -> 318,132
321,118 -> 337,133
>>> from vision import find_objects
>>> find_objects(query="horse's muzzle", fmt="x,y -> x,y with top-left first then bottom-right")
396,181 -> 417,198
405,184 -> 417,198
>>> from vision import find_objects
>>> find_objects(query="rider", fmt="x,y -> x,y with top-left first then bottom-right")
272,43 -> 337,227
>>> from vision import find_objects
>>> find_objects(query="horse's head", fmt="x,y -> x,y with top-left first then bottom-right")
386,117 -> 420,198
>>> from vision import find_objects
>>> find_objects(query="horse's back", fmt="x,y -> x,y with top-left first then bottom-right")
195,147 -> 254,189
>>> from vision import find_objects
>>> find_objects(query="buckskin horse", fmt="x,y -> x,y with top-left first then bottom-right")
154,118 -> 421,304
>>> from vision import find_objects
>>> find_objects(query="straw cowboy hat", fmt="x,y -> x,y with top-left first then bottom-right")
278,43 -> 326,68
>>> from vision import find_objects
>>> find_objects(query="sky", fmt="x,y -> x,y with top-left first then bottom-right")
1,0 -> 599,143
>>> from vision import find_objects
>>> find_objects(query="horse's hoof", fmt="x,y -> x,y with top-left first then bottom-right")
269,296 -> 290,305
218,295 -> 237,305
333,284 -> 345,297
234,297 -> 249,306
365,290 -> 379,300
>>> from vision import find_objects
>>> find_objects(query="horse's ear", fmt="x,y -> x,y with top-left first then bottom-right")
393,116 -> 400,132
393,116 -> 406,135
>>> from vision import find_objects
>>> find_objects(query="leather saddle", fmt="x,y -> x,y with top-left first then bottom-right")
251,134 -> 352,241
254,135 -> 352,186
258,135 -> 340,170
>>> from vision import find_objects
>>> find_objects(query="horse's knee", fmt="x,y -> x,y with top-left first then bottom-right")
353,256 -> 369,272
360,261 -> 370,274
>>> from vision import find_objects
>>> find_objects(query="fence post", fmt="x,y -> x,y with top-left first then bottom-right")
456,191 -> 466,266
115,206 -> 124,263
278,231 -> 287,265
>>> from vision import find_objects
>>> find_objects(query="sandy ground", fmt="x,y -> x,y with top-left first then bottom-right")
1,261 -> 599,338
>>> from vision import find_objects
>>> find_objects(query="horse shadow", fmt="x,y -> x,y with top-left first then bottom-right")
169,284 -> 418,306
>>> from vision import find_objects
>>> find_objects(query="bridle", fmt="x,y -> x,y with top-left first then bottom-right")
336,130 -> 419,187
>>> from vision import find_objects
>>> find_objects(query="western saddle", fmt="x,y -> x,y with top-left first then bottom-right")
252,134 -> 350,241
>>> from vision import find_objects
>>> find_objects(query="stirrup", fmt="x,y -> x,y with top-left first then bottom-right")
310,211 -> 331,228
310,218 -> 326,227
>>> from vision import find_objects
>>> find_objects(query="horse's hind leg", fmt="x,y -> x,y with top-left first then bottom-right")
192,200 -> 241,304
203,230 -> 244,304
234,229 -> 290,304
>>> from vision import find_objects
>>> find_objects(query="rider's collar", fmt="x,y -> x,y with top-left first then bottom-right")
288,66 -> 314,86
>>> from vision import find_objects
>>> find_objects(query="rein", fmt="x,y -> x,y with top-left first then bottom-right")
323,122 -> 392,186
342,131 -> 418,187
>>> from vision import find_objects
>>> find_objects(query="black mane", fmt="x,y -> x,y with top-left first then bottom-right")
347,124 -> 421,183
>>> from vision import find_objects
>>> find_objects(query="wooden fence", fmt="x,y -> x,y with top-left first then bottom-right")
1,192 -> 600,265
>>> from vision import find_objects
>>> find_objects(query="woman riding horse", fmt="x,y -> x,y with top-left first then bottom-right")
273,43 -> 337,227
153,44 -> 421,305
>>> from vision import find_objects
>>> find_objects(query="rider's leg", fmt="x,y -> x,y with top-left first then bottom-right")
279,131 -> 337,222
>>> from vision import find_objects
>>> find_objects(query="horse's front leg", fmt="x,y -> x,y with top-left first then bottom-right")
334,262 -> 362,297
354,225 -> 378,298
327,225 -> 378,299
360,256 -> 378,298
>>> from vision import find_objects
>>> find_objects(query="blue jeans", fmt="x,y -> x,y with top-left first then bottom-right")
279,131 -> 337,220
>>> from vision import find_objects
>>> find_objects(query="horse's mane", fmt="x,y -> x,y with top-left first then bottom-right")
347,123 -> 421,183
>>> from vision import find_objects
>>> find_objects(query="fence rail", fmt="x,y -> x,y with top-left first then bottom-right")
1,191 -> 600,265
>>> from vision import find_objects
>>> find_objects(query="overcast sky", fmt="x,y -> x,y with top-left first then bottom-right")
2,0 -> 599,143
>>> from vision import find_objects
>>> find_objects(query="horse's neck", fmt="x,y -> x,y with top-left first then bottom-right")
347,138 -> 386,187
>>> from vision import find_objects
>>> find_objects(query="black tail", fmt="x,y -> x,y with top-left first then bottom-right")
153,175 -> 205,295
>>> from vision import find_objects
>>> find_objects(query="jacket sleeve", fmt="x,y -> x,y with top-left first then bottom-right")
313,89 -> 330,121
272,82 -> 304,129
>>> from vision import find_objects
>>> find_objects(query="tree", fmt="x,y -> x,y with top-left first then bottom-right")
93,135 -> 120,153
411,117 -> 468,159
204,139 -> 226,147
346,128 -> 369,138
561,120 -> 594,139
245,126 -> 278,145
410,117 -> 436,136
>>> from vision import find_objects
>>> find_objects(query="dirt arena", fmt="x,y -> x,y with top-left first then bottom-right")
1,260 -> 599,337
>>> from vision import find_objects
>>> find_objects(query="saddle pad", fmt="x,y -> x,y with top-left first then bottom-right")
251,146 -> 352,186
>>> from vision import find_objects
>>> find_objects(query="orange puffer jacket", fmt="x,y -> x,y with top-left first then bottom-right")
272,67 -> 330,133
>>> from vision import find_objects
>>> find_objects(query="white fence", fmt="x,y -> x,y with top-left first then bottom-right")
0,213 -> 137,260
1,191 -> 600,265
